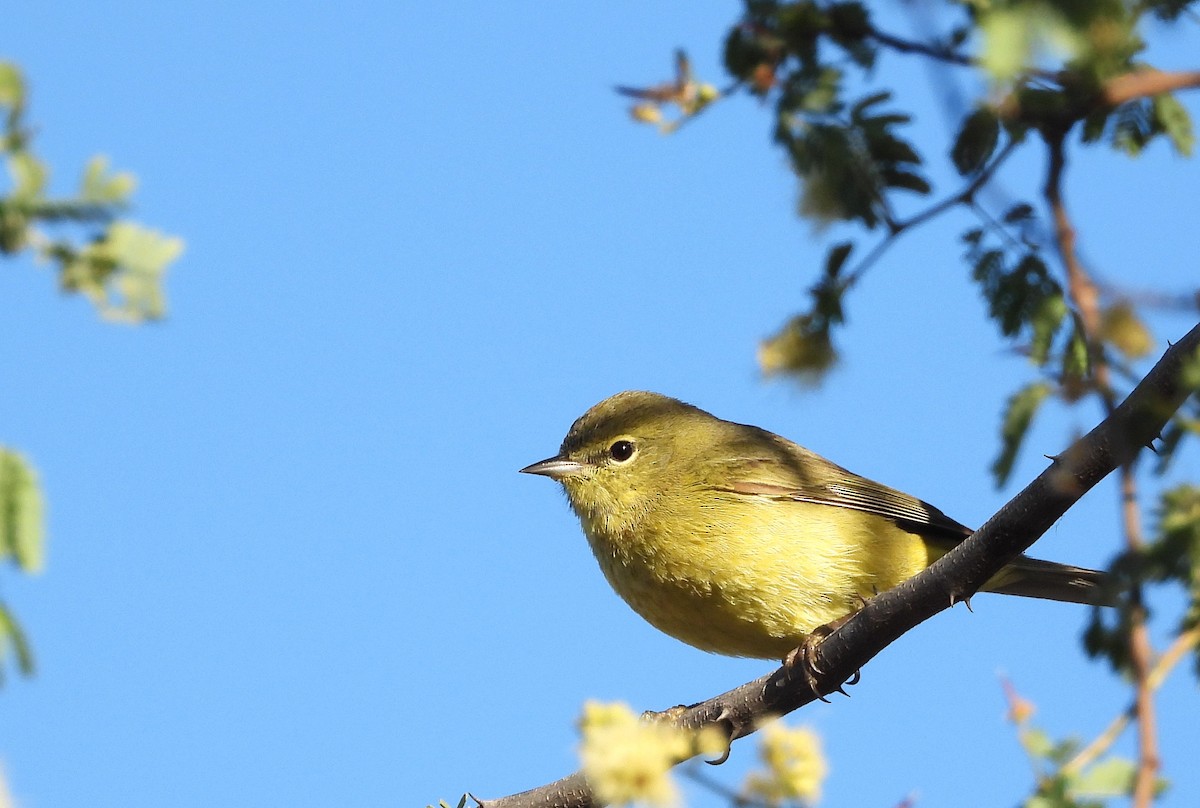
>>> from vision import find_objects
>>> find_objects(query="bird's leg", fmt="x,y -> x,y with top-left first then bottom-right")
783,593 -> 870,699
782,615 -> 852,701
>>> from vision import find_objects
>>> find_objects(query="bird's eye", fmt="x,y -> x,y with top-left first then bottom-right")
608,440 -> 636,463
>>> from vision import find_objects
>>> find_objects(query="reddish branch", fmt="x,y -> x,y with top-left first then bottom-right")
1041,122 -> 1161,807
1102,69 -> 1200,107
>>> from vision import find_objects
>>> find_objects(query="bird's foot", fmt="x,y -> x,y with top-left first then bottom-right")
782,614 -> 860,701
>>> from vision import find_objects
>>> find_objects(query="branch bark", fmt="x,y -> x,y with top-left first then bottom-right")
479,322 -> 1200,808
1102,69 -> 1200,107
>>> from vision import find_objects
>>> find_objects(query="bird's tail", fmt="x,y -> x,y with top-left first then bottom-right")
983,555 -> 1114,607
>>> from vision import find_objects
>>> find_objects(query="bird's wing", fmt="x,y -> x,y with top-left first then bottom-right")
712,431 -> 973,543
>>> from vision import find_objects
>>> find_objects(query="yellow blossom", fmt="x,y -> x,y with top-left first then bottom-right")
743,722 -> 827,806
578,701 -> 705,807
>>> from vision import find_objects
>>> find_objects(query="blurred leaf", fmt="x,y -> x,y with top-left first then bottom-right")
0,601 -> 35,681
1081,108 -> 1110,145
1074,758 -> 1136,797
1183,344 -> 1200,392
827,1 -> 874,68
1003,202 -> 1035,224
81,155 -> 137,204
8,151 -> 46,199
791,123 -> 881,227
1153,93 -> 1195,157
979,8 -> 1032,80
1147,484 -> 1200,583
824,241 -> 853,277
0,448 -> 45,573
1022,727 -> 1055,759
850,91 -> 891,118
0,62 -> 24,110
993,381 -> 1052,486
1062,316 -> 1090,383
1099,301 -> 1153,359
1112,100 -> 1154,156
973,250 -> 1062,342
1148,0 -> 1198,20
951,106 -> 1001,175
759,312 -> 838,383
1029,293 -> 1067,366
880,168 -> 930,195
805,67 -> 842,113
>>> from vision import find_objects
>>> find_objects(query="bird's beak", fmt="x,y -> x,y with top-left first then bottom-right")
520,455 -> 588,480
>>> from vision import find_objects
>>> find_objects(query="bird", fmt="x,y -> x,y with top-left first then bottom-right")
521,390 -> 1109,662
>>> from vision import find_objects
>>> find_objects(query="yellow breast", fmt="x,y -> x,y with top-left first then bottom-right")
578,493 -> 933,659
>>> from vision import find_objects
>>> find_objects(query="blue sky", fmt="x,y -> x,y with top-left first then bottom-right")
1,3 -> 1197,807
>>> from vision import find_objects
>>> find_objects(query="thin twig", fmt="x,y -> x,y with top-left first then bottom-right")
841,138 -> 1019,288
865,24 -> 974,68
679,765 -> 761,808
1063,625 -> 1200,776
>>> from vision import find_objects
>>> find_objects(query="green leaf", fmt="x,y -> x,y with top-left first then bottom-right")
880,168 -> 931,195
1074,757 -> 1136,797
979,8 -> 1033,80
1183,344 -> 1200,392
1149,0 -> 1198,21
1062,316 -> 1090,380
1021,726 -> 1056,759
850,90 -> 891,118
798,67 -> 843,113
1153,93 -> 1195,157
827,1 -> 870,42
1112,100 -> 1153,156
0,449 -> 45,573
8,151 -> 47,199
1080,108 -> 1110,145
81,156 -> 137,204
758,312 -> 838,384
824,242 -> 853,277
1029,293 -> 1066,366
1003,202 -> 1035,224
972,248 -> 1005,285
0,601 -> 36,679
1148,484 -> 1200,585
0,62 -> 24,110
974,251 -> 1061,339
992,382 -> 1052,486
951,106 -> 1001,175
866,132 -> 920,166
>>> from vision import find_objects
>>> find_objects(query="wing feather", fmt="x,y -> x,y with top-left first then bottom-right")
708,428 -> 972,543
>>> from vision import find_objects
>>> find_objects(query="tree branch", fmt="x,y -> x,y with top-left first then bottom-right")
865,25 -> 974,68
841,138 -> 1019,289
478,322 -> 1200,808
1102,69 -> 1200,107
1041,121 -> 1162,807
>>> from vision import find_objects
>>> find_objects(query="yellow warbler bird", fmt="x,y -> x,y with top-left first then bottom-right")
521,391 -> 1108,660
